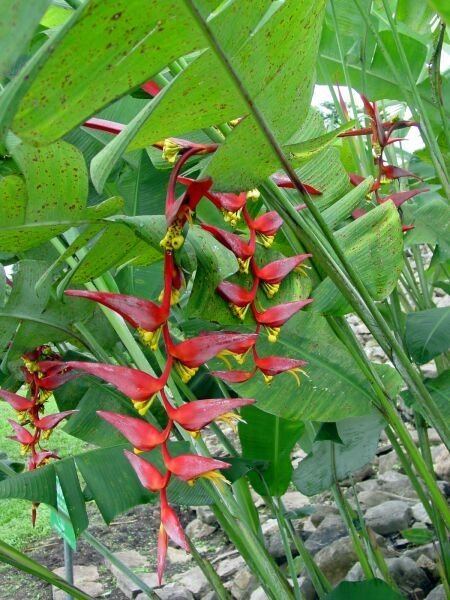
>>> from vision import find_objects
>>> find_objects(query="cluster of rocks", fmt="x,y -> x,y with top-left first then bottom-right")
52,431 -> 449,600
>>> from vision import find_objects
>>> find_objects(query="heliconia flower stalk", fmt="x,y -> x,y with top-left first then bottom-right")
98,411 -> 171,451
161,391 -> 254,433
161,443 -> 231,485
158,488 -> 189,583
124,450 -> 169,491
0,389 -> 34,412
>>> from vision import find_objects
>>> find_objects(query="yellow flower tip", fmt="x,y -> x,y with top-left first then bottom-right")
188,430 -> 201,439
257,233 -> 275,248
133,447 -> 143,455
263,374 -> 273,385
42,430 -> 52,441
38,389 -> 52,403
266,326 -> 280,344
230,304 -> 249,321
222,209 -> 241,228
229,118 -> 241,127
287,368 -> 306,387
246,188 -> 260,200
170,289 -> 181,306
217,351 -> 233,370
217,411 -> 245,433
174,362 -> 199,384
162,139 -> 182,164
160,222 -> 184,251
237,257 -> 251,274
262,282 -> 280,298
132,396 -> 155,416
23,359 -> 39,373
171,235 -> 184,250
138,327 -> 162,352
294,264 -> 311,276
20,445 -> 29,456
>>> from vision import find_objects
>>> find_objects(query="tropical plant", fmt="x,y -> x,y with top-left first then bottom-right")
0,1 -> 448,599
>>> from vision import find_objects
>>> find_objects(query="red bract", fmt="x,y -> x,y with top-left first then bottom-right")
252,299 -> 313,342
253,255 -> 311,297
161,444 -> 231,485
379,189 -> 428,207
124,450 -> 169,491
55,359 -> 172,415
161,393 -> 254,433
83,118 -> 124,135
141,80 -> 161,96
349,173 -> 381,191
211,370 -> 255,383
158,488 -> 189,583
381,164 -> 421,181
250,212 -> 283,247
217,280 -> 259,318
176,176 -> 213,214
0,389 -> 34,412
8,420 -> 34,446
98,411 -> 171,451
28,450 -> 59,470
34,410 -> 77,431
254,355 -> 307,384
201,223 -> 256,272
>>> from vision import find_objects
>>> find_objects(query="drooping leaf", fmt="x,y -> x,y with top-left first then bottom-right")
292,412 -> 385,496
311,202 -> 404,315
405,306 -> 450,364
324,579 -> 403,600
238,406 -> 304,496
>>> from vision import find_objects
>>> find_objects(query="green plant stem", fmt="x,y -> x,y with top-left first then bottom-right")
187,536 -> 230,599
265,180 -> 449,447
412,246 -> 433,309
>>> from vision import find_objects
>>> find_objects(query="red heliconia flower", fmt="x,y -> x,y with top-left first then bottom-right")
37,367 -> 78,391
66,253 -> 174,351
28,450 -> 59,470
379,189 -> 428,208
158,488 -> 189,584
252,255 -> 311,297
175,176 -> 213,215
402,224 -> 415,232
34,410 -> 77,431
253,354 -> 308,385
217,279 -> 259,320
161,443 -> 231,485
201,223 -> 256,273
164,328 -> 257,382
381,164 -> 421,181
161,392 -> 254,434
211,369 -> 255,383
250,212 -> 283,247
272,173 -> 322,196
98,411 -> 171,451
124,450 -> 169,492
349,173 -> 381,191
203,189 -> 247,226
351,207 -> 367,220
361,94 -> 388,148
49,359 -> 173,415
8,420 -> 34,447
0,389 -> 34,412
141,80 -> 161,97
252,299 -> 313,342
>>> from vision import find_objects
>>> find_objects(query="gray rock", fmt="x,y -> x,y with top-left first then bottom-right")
357,490 -> 399,508
297,577 -> 316,600
195,506 -> 216,525
425,584 -> 446,600
378,451 -> 400,474
404,543 -> 437,562
416,554 -> 439,581
174,567 -> 210,597
365,500 -> 412,535
104,549 -> 148,570
412,502 -> 432,525
355,479 -> 379,493
282,490 -> 311,512
378,471 -> 417,498
216,556 -> 245,579
167,546 -> 192,565
201,593 -> 218,600
185,518 -> 216,540
432,445 -> 450,482
150,584 -> 194,600
314,536 -> 357,585
305,514 -> 347,555
103,549 -> 157,598
261,519 -> 295,558
52,565 -> 104,599
310,504 -> 339,527
346,557 -> 431,595
249,588 -> 268,600
230,567 -> 257,600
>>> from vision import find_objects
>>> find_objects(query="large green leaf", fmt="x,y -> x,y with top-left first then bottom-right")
311,202 -> 404,315
427,0 -> 450,23
324,580 -> 403,600
0,0 -> 49,79
292,412 -> 385,496
238,406 -> 304,496
405,306 -> 450,364
0,139 -> 120,253
0,260 -> 91,361
226,311 -> 383,421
